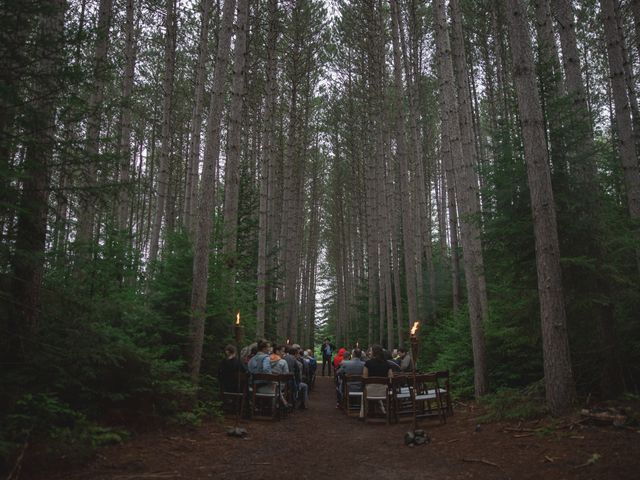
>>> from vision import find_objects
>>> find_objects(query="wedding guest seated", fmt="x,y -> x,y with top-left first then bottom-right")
397,347 -> 414,372
293,347 -> 310,409
248,340 -> 273,394
333,347 -> 347,372
362,344 -> 393,417
270,344 -> 291,409
336,348 -> 365,406
270,345 -> 289,374
303,350 -> 317,386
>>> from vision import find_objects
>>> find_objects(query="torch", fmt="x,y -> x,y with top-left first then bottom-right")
233,311 -> 244,347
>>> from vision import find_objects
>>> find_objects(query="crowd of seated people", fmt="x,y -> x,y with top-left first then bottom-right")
217,339 -> 317,414
333,344 -> 416,410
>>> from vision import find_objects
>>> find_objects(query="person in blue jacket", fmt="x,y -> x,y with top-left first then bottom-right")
321,338 -> 336,376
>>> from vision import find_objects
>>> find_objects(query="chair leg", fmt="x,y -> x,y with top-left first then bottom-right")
386,396 -> 390,425
363,397 -> 368,423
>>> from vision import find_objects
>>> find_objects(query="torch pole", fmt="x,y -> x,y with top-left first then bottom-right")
410,332 -> 419,433
233,313 -> 244,428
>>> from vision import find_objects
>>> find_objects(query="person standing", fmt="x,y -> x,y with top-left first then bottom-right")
218,344 -> 246,393
321,338 -> 335,376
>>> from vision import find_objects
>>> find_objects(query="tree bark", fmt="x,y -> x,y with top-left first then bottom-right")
76,0 -> 114,249
223,0 -> 249,258
449,0 -> 490,324
390,0 -> 419,331
189,0 -> 237,381
504,0 -> 575,415
434,0 -> 488,396
117,0 -> 136,232
184,0 -> 212,235
148,0 -> 177,266
601,0 -> 640,272
10,0 -> 66,346
256,0 -> 279,340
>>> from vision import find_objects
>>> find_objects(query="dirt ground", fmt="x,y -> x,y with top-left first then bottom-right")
22,376 -> 640,479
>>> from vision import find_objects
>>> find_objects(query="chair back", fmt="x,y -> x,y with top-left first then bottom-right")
252,373 -> 279,385
363,376 -> 390,386
414,372 -> 438,392
345,374 -> 363,393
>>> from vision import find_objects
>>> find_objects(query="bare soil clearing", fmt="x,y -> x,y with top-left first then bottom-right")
23,377 -> 640,479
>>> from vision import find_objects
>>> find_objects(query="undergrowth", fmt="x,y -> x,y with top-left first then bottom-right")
478,381 -> 548,422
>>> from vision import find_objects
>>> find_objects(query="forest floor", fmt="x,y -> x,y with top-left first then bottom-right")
22,376 -> 640,480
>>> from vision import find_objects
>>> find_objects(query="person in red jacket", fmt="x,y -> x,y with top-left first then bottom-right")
333,348 -> 347,371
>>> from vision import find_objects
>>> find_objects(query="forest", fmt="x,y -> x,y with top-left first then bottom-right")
1,0 -> 640,474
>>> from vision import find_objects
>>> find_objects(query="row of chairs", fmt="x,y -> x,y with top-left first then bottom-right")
340,371 -> 452,425
222,372 -> 297,421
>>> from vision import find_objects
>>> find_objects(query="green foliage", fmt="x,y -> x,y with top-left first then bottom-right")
422,310 -> 475,399
0,230 -> 220,470
0,393 -> 130,469
478,383 -> 548,422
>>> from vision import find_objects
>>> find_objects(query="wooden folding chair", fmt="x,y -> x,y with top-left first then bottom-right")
390,375 -> 414,423
414,373 -> 446,424
362,377 -> 391,424
221,371 -> 248,417
344,374 -> 363,417
250,373 -> 279,421
277,373 -> 294,418
435,370 -> 453,416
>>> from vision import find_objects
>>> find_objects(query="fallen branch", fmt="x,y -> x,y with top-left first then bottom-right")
462,458 -> 500,468
447,438 -> 460,443
513,433 -> 534,438
503,427 -> 537,433
572,453 -> 601,469
580,409 -> 627,426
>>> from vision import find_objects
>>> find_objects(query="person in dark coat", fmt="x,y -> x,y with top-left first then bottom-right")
321,338 -> 336,376
217,345 -> 246,413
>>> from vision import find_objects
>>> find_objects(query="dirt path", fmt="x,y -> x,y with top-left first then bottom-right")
24,376 -> 639,479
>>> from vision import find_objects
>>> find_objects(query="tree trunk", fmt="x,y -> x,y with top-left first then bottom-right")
189,0 -> 237,382
9,0 -> 66,348
390,0 -> 418,331
223,0 -> 249,258
449,0 -> 490,324
433,0 -> 488,397
256,0 -> 279,340
117,0 -> 136,232
76,0 -> 113,249
184,0 -> 212,235
148,0 -> 177,266
504,0 -> 575,415
601,0 -> 640,271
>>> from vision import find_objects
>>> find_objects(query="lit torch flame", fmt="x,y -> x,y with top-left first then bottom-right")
411,321 -> 420,336
236,312 -> 240,325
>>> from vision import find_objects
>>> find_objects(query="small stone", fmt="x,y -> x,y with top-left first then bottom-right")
227,427 -> 248,437
404,431 -> 416,445
474,424 -> 482,433
415,436 -> 426,445
415,429 -> 425,437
